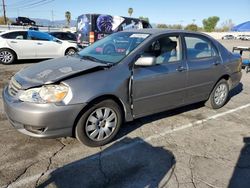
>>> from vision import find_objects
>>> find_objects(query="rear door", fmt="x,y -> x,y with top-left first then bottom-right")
2,31 -> 36,59
28,31 -> 62,58
132,34 -> 188,118
184,34 -> 224,103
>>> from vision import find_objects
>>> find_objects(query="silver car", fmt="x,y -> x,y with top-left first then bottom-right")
2,29 -> 242,146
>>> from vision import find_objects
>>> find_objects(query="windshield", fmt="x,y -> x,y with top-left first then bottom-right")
78,32 -> 150,64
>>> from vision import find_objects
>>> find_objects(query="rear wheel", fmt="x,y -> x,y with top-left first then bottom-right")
75,99 -> 122,147
0,49 -> 16,64
205,79 -> 229,109
65,48 -> 77,56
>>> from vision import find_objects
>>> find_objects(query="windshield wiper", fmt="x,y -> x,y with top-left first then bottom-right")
80,55 -> 112,65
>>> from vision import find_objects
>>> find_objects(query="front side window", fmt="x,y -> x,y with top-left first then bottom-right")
78,32 -> 150,64
141,35 -> 182,64
185,36 -> 217,59
28,31 -> 54,41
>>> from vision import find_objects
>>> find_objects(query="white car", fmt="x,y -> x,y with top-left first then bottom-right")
0,30 -> 78,64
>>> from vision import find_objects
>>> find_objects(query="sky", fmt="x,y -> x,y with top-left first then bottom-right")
4,0 -> 250,26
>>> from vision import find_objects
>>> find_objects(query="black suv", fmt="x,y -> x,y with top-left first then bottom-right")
15,17 -> 36,26
49,32 -> 77,42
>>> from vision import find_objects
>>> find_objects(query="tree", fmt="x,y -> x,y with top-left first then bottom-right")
185,24 -> 198,31
156,24 -> 168,29
65,11 -> 71,27
139,16 -> 149,22
220,19 -> 234,32
202,16 -> 220,32
0,17 -> 12,25
128,8 -> 133,17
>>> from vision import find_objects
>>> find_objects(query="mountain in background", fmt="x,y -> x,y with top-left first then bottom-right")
10,17 -> 77,27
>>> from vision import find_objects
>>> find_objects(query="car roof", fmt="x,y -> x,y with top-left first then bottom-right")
120,28 -> 212,38
120,29 -> 219,43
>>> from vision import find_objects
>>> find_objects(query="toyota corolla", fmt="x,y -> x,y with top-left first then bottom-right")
2,29 -> 242,146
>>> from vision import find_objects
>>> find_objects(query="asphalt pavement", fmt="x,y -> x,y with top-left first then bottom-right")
0,40 -> 250,188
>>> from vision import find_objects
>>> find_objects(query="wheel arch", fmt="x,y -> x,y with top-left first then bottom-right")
0,48 -> 18,60
65,47 -> 77,55
72,94 -> 127,137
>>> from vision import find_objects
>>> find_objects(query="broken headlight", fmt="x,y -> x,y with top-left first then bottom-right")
19,84 -> 69,103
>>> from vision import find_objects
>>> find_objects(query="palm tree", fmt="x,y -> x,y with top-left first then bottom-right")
65,11 -> 71,27
128,8 -> 133,17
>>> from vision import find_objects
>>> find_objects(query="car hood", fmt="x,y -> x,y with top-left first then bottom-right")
15,56 -> 108,89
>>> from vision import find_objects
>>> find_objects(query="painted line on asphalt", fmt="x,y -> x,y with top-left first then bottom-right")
2,103 -> 250,188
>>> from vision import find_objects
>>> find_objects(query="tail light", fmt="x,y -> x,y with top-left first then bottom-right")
89,32 -> 95,44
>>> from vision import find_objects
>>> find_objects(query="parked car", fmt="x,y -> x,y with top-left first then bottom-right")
76,13 -> 152,47
233,46 -> 250,73
221,35 -> 235,40
49,32 -> 77,43
3,29 -> 242,146
15,17 -> 36,26
236,35 -> 244,40
242,35 -> 250,41
0,30 -> 78,64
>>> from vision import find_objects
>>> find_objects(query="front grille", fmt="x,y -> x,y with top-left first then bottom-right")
8,77 -> 22,97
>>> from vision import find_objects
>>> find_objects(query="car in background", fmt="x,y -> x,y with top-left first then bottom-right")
3,29 -> 242,146
242,35 -> 250,41
0,30 -> 78,64
236,35 -> 244,40
49,32 -> 77,43
15,17 -> 36,26
221,35 -> 235,40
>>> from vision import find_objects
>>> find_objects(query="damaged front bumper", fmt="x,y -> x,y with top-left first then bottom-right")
2,86 -> 86,138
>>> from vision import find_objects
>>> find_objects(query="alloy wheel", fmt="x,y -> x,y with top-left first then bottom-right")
85,107 -> 117,141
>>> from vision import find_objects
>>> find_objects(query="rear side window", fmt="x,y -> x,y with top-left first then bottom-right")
28,31 -> 53,41
185,36 -> 217,59
65,33 -> 76,40
1,31 -> 27,40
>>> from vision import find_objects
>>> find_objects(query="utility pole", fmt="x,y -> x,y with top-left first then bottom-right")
51,10 -> 54,27
2,0 -> 7,24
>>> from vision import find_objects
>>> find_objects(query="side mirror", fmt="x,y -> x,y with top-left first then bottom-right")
134,56 -> 156,67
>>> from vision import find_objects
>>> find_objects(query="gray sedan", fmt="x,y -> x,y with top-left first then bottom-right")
2,29 -> 242,146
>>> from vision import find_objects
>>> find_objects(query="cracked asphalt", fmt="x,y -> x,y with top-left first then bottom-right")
0,40 -> 250,188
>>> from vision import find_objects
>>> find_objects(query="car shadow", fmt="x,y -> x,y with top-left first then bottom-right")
228,137 -> 250,188
13,59 -> 49,64
117,82 -> 243,141
228,82 -> 243,99
37,137 -> 175,188
116,101 -> 205,140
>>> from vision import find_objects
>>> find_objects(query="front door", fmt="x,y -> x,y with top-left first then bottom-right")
132,35 -> 188,118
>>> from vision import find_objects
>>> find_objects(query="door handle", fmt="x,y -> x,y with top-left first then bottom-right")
176,66 -> 187,72
10,41 -> 17,43
213,61 -> 220,66
37,43 -> 43,45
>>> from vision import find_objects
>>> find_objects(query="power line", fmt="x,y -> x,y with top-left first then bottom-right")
8,0 -> 34,6
8,0 -> 55,9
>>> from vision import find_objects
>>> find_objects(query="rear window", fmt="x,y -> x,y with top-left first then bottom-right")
1,31 -> 27,40
185,36 -> 217,59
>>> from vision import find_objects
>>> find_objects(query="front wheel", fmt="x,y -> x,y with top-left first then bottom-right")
205,79 -> 229,109
75,99 -> 122,147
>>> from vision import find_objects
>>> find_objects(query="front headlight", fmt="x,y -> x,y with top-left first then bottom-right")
19,84 -> 69,103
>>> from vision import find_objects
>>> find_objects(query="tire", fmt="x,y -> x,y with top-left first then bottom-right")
205,79 -> 229,109
65,48 -> 77,56
0,49 -> 16,65
75,99 -> 122,147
